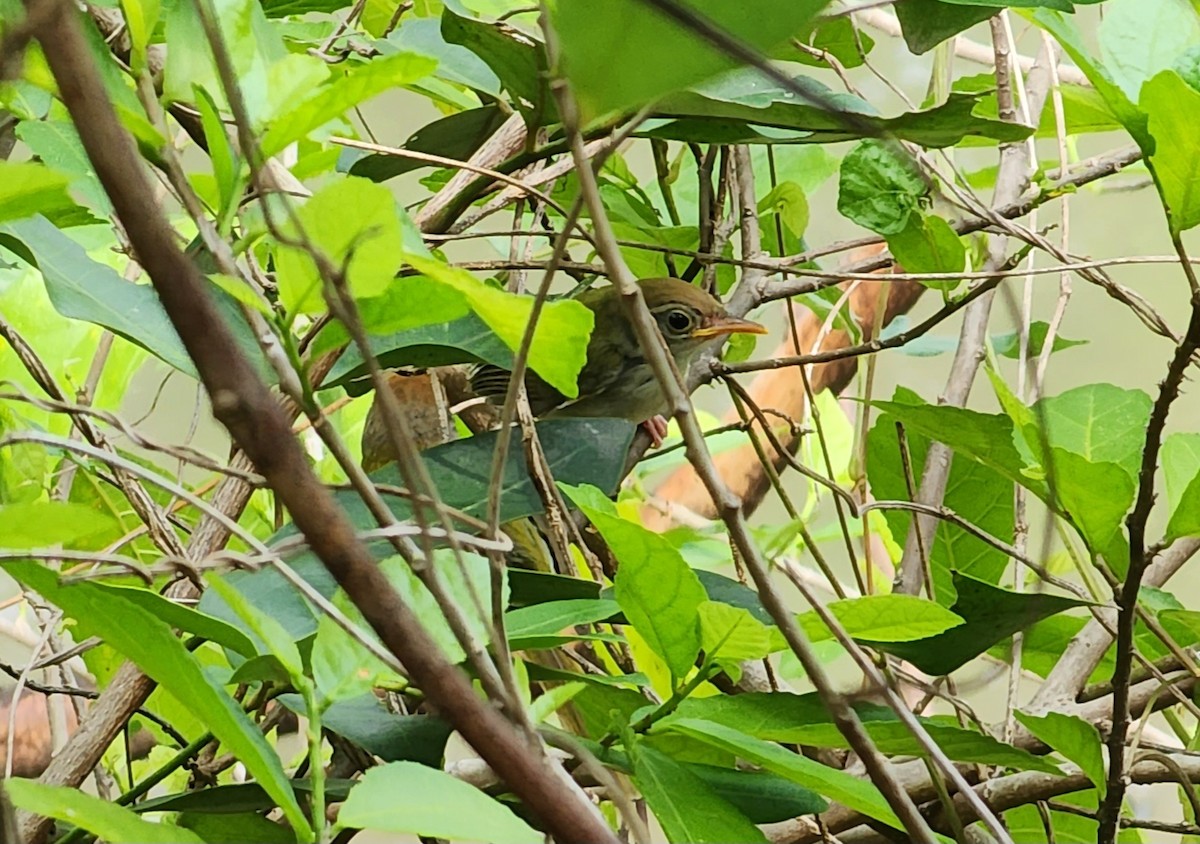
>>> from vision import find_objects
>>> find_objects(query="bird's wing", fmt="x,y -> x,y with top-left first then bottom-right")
467,364 -> 569,416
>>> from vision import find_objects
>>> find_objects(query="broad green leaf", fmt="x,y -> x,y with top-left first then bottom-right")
885,213 -> 965,290
0,502 -> 118,550
260,52 -> 437,158
206,577 -> 303,672
991,322 -> 1088,359
274,177 -> 409,315
868,407 -> 1014,604
664,693 -> 1059,774
1014,710 -> 1105,796
399,255 -> 593,398
279,694 -> 453,766
565,485 -> 706,678
870,573 -> 1088,676
387,18 -> 503,96
1030,10 -> 1148,145
698,600 -> 778,664
686,764 -> 827,822
664,718 -> 903,831
336,761 -> 541,844
355,275 -> 472,335
504,599 -> 621,639
1047,448 -> 1133,568
5,780 -> 204,844
1098,0 -> 1200,101
799,594 -> 964,643
1141,70 -> 1200,235
311,604 -> 406,705
342,104 -> 507,182
0,161 -> 77,224
550,0 -> 830,121
1025,385 -> 1151,479
838,140 -> 926,235
758,181 -> 809,238
7,562 -> 310,835
9,122 -> 111,214
1164,433 -> 1200,540
629,742 -> 768,844
440,6 -> 547,110
92,581 -> 257,658
874,387 -> 1040,496
894,0 -> 994,55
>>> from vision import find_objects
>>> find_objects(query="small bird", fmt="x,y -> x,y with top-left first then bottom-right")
470,277 -> 767,444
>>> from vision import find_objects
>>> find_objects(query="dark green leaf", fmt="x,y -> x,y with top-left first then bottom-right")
838,140 -> 926,235
894,0 -> 995,55
686,764 -> 827,823
342,106 -> 507,181
134,780 -> 353,815
550,0 -> 829,121
664,719 -> 903,831
509,569 -> 602,607
629,742 -> 768,843
664,693 -> 1059,773
280,693 -> 453,766
178,812 -> 296,844
869,572 -> 1088,675
441,5 -> 547,112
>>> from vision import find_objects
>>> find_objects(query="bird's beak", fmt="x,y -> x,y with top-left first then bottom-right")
691,314 -> 769,339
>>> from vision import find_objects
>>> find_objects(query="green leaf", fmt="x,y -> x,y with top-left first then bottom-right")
698,601 -> 778,665
1141,70 -> 1200,235
894,0 -> 994,55
260,52 -> 436,158
685,764 -> 827,822
1098,0 -> 1200,102
505,599 -> 621,639
5,126 -> 109,216
399,255 -> 594,398
5,780 -> 205,844
387,18 -> 503,96
564,485 -> 707,678
1164,433 -> 1200,540
0,217 -> 195,377
991,322 -> 1088,359
280,694 -> 453,766
757,181 -> 809,238
205,577 -> 303,672
1047,448 -> 1133,568
91,582 -> 258,659
629,742 -> 768,844
885,213 -> 965,289
0,502 -> 118,550
1026,383 -> 1152,479
550,0 -> 830,121
799,594 -> 964,642
838,140 -> 926,236
663,718 -> 904,831
868,407 -> 1014,604
7,562 -> 310,835
0,162 -> 77,225
274,176 -> 409,315
1014,710 -> 1105,796
336,761 -> 541,844
178,811 -> 297,844
342,105 -> 507,182
665,693 -> 1059,774
869,573 -> 1088,676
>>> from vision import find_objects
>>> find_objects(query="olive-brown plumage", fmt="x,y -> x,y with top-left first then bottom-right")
470,278 -> 766,424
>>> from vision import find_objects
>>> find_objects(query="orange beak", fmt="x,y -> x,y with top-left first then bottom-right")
691,314 -> 769,339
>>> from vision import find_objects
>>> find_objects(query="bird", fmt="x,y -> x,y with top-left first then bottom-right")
469,277 -> 767,444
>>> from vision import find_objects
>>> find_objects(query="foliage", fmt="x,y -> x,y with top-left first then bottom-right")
0,0 -> 1198,842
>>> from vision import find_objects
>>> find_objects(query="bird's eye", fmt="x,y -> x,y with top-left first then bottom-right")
665,308 -> 694,335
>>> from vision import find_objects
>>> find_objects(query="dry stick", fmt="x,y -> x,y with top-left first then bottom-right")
894,23 -> 1056,597
545,32 -> 949,844
21,4 -> 617,842
1097,246 -> 1200,841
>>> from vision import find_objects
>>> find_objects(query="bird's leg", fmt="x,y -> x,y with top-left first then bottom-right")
641,415 -> 670,448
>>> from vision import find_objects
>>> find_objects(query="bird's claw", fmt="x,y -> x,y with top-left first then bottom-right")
642,415 -> 670,448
